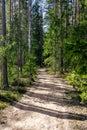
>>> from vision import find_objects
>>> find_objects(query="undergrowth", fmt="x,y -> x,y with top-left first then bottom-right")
46,67 -> 66,78
0,64 -> 38,110
47,68 -> 87,104
0,80 -> 27,110
66,71 -> 87,104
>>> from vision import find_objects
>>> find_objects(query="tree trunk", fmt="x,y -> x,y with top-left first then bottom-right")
9,0 -> 11,24
53,0 -> 57,73
2,0 -> 8,88
18,0 -> 22,72
58,0 -> 64,74
28,0 -> 32,83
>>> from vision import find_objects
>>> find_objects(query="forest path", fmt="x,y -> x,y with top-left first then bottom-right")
0,68 -> 87,130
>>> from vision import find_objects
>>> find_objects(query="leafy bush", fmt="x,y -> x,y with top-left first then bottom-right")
22,61 -> 38,81
8,66 -> 18,83
66,71 -> 81,87
66,72 -> 87,104
80,92 -> 87,104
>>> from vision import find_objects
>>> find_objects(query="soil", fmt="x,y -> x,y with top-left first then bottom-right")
0,68 -> 87,130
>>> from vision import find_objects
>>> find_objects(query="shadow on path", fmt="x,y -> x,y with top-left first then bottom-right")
13,101 -> 87,121
12,69 -> 87,123
26,82 -> 83,107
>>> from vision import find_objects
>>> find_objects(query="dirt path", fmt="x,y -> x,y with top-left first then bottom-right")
0,68 -> 87,130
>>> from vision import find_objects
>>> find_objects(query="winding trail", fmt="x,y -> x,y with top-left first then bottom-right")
0,68 -> 87,130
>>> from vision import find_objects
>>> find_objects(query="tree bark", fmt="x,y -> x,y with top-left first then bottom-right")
9,0 -> 11,24
2,0 -> 8,88
58,0 -> 64,74
28,0 -> 32,83
18,0 -> 23,72
53,0 -> 57,73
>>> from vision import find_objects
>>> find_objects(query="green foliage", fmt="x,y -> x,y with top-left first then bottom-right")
31,1 -> 44,66
16,86 -> 26,94
0,102 -> 9,110
44,0 -> 67,73
66,72 -> 87,104
64,22 -> 87,74
4,91 -> 18,101
0,91 -> 18,103
79,76 -> 87,103
0,84 -> 27,109
11,78 -> 26,86
0,0 -> 41,110
1,0 -> 87,110
22,59 -> 37,79
80,92 -> 87,104
44,56 -> 54,66
8,66 -> 18,83
66,72 -> 81,87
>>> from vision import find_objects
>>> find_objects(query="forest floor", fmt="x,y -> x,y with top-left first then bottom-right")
0,68 -> 87,130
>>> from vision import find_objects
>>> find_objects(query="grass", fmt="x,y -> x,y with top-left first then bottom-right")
0,101 -> 9,110
11,78 -> 31,87
0,79 -> 28,110
0,65 -> 37,110
46,67 -> 66,78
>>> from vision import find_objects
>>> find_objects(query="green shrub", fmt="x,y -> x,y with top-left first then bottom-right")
66,71 -> 81,87
80,92 -> 87,104
22,61 -> 38,81
8,66 -> 18,83
66,72 -> 87,104
17,86 -> 26,94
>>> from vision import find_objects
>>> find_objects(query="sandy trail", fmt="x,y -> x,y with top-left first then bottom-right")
0,68 -> 87,130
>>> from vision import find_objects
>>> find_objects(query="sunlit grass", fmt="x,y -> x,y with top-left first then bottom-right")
0,79 -> 28,110
0,101 -> 9,110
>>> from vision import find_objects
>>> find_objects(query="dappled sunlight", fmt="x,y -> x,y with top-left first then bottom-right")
0,69 -> 87,130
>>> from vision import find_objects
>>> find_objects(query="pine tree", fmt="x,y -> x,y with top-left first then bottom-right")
2,0 -> 8,88
31,0 -> 44,67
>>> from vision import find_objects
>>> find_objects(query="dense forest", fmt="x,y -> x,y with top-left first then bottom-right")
44,0 -> 87,104
0,0 -> 87,110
